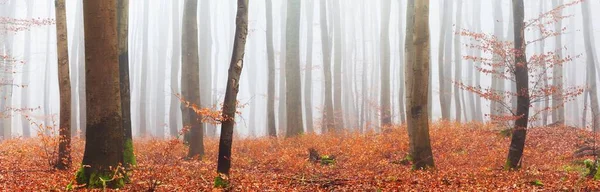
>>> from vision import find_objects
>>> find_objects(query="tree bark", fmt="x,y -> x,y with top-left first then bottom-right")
552,0 -> 565,125
216,0 -> 249,178
319,0 -> 335,133
379,0 -> 392,127
55,0 -> 72,170
453,0 -> 463,122
118,0 -> 135,168
581,0 -> 600,132
304,0 -> 315,133
199,0 -> 214,137
285,0 -> 304,137
169,0 -> 182,137
506,0 -> 529,169
139,0 -> 150,136
397,0 -> 406,124
78,0 -> 126,187
407,0 -> 434,169
182,0 -> 205,158
333,0 -> 344,130
265,0 -> 277,137
21,0 -> 32,138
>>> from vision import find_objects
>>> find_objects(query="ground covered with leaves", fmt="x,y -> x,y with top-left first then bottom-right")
1,122 -> 599,191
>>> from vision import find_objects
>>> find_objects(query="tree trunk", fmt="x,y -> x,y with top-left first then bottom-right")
278,0 -> 288,135
182,0 -> 205,158
118,0 -> 135,168
155,0 -> 168,139
139,0 -> 150,136
199,0 -> 214,137
55,0 -> 72,170
473,0 -> 483,122
285,0 -> 304,137
552,0 -> 565,125
216,0 -> 249,179
407,0 -> 434,169
506,0 -> 529,170
169,0 -> 182,137
319,0 -> 335,133
491,0 -> 505,118
380,0 -> 392,127
439,0 -> 453,121
304,0 -> 315,133
397,0 -> 406,124
265,0 -> 277,137
21,0 -> 32,138
453,0 -> 463,122
581,0 -> 600,132
333,0 -> 344,130
78,0 -> 126,187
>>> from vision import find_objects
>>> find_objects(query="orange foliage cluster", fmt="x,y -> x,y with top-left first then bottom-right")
1,122 -> 599,191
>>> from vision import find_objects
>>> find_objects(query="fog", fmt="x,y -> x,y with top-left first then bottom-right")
2,0 -> 600,138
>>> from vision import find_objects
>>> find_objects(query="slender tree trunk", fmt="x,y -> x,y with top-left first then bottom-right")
154,1 -> 168,138
78,0 -> 126,187
169,0 -> 182,137
506,0 -> 529,169
199,0 -> 214,137
379,0 -> 392,127
55,0 -> 72,170
473,0 -> 483,122
118,0 -> 135,168
21,0 -> 33,138
552,0 -> 565,125
397,0 -> 406,124
182,0 -> 205,158
407,0 -> 434,169
453,0 -> 463,122
278,0 -> 288,135
439,0 -> 453,120
77,0 -> 86,138
582,0 -> 600,132
333,0 -> 344,130
265,0 -> 277,137
216,0 -> 249,179
304,0 -> 315,133
139,0 -> 150,136
285,0 -> 304,137
319,0 -> 335,133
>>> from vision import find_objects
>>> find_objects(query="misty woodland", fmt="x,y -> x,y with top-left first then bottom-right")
2,0 -> 600,191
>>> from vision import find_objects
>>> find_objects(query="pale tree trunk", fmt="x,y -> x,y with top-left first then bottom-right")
44,2 -> 53,132
304,0 -> 315,133
437,0 -> 451,121
182,0 -> 204,157
581,0 -> 600,132
199,0 -> 214,137
285,0 -> 304,137
491,0 -> 505,118
55,0 -> 72,170
539,1 -> 549,127
333,0 -> 344,130
440,0 -> 453,120
379,0 -> 392,127
506,0 -> 529,169
216,0 -> 249,179
473,0 -> 483,122
319,0 -> 335,133
265,0 -> 277,137
68,0 -> 82,137
154,1 -> 168,138
397,0 -> 406,124
453,0 -> 463,122
169,0 -> 182,137
278,0 -> 287,135
21,0 -> 33,137
139,0 -> 150,136
552,0 -> 565,125
77,0 -> 86,138
407,0 -> 434,169
79,0 -> 126,187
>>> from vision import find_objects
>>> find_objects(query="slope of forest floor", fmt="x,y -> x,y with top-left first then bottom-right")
1,122 -> 599,191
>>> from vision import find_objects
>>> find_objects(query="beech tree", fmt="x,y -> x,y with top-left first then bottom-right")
54,0 -> 71,170
319,0 -> 335,133
216,0 -> 249,186
380,0 -> 392,127
285,0 -> 304,137
265,0 -> 276,137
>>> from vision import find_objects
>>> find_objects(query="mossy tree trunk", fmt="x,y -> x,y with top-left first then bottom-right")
216,0 -> 249,182
79,0 -> 126,188
117,0 -> 135,168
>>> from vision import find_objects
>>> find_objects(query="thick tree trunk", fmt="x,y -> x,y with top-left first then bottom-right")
506,0 -> 529,170
265,0 -> 277,137
404,0 -> 415,143
78,0 -> 126,187
169,0 -> 182,137
285,0 -> 304,137
407,0 -> 434,169
55,0 -> 72,170
216,0 -> 249,178
182,0 -> 205,158
118,0 -> 135,168
304,0 -> 315,133
278,1 -> 287,135
380,0 -> 392,127
319,0 -> 335,133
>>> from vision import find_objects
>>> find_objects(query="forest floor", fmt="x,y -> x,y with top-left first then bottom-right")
1,122 -> 600,191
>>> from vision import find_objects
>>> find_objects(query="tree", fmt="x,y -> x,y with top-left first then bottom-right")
437,0 -> 452,120
182,0 -> 205,158
118,0 -> 135,168
397,0 -> 406,124
169,0 -> 182,137
20,0 -> 32,138
199,0 -> 214,137
285,0 -> 304,137
216,0 -> 249,186
406,0 -> 434,169
304,0 -> 315,134
77,0 -> 126,187
551,0 -> 565,125
54,0 -> 71,170
453,0 -> 463,122
319,0 -> 335,133
332,0 -> 344,130
265,0 -> 277,137
581,0 -> 600,133
139,0 -> 150,136
380,0 -> 392,127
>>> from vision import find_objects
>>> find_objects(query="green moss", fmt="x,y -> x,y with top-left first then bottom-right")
319,155 -> 335,165
529,179 -> 544,186
499,129 -> 512,137
123,139 -> 137,166
74,166 -> 125,189
214,175 -> 229,188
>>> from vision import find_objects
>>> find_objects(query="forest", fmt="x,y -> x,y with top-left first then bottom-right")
1,0 -> 600,190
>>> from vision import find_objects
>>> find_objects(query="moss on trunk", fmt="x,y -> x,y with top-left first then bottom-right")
75,166 -> 125,189
123,139 -> 136,166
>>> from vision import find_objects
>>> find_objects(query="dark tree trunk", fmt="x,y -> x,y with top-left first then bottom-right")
285,0 -> 304,137
319,0 -> 335,133
78,0 -> 126,187
216,0 -> 249,179
506,0 -> 529,170
118,0 -> 135,168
